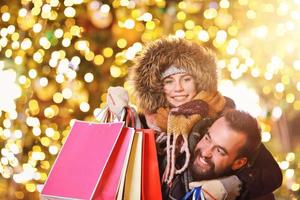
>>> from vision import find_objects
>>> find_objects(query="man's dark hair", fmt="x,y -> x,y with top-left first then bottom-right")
223,109 -> 261,159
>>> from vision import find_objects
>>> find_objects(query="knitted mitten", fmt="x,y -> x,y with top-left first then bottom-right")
189,176 -> 242,200
106,86 -> 129,118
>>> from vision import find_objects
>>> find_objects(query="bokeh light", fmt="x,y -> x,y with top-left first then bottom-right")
0,0 -> 300,199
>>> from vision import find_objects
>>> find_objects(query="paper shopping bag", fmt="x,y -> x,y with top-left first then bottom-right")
41,121 -> 124,200
94,127 -> 135,200
142,129 -> 163,200
123,131 -> 143,200
116,130 -> 137,200
115,107 -> 162,200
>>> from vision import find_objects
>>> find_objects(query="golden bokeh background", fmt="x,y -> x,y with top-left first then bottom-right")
0,0 -> 299,199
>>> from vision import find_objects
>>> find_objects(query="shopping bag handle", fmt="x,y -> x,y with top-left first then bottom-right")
96,105 -> 126,123
125,107 -> 136,128
96,104 -> 137,127
95,105 -> 109,122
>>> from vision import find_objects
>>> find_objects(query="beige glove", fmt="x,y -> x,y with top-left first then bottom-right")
107,86 -> 129,118
189,179 -> 228,200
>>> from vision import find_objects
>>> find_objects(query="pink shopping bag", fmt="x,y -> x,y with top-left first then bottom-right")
41,121 -> 125,200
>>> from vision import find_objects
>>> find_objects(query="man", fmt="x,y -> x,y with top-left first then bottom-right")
161,109 -> 277,200
190,110 -> 260,182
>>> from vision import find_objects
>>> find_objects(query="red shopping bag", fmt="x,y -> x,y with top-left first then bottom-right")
94,127 -> 135,200
123,107 -> 163,200
142,129 -> 163,200
41,121 -> 127,200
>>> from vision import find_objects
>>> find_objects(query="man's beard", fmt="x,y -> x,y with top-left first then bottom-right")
189,149 -> 233,181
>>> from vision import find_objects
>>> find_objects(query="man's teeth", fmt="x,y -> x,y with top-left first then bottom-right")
199,157 -> 208,165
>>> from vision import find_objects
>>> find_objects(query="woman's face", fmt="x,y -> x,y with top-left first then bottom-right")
163,73 -> 197,107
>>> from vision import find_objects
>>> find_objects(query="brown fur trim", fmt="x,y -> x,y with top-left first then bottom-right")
128,36 -> 217,113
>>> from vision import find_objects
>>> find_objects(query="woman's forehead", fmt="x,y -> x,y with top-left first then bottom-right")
163,73 -> 192,79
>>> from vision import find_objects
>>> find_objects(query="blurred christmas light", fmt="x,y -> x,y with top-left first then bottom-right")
110,65 -> 121,78
28,69 -> 37,79
79,102 -> 90,112
261,131 -> 271,142
93,55 -> 104,65
53,93 -> 63,104
21,38 -> 32,50
103,47 -> 113,58
275,83 -> 285,93
62,88 -> 72,99
286,152 -> 295,162
291,183 -> 300,192
219,80 -> 262,117
0,68 -> 21,113
84,72 -> 94,83
39,77 -> 48,87
124,19 -> 135,29
54,29 -> 64,38
272,107 -> 283,119
175,30 -> 185,38
2,12 -> 10,22
31,128 -> 41,137
0,0 -> 299,199
285,169 -> 295,179
64,7 -> 76,18
279,161 -> 289,170
49,145 -> 59,155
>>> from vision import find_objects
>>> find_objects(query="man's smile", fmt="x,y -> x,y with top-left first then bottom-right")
195,156 -> 211,170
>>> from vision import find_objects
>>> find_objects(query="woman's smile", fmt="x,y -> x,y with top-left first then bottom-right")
172,95 -> 189,100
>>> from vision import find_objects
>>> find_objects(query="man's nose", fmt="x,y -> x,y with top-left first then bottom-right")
201,147 -> 213,158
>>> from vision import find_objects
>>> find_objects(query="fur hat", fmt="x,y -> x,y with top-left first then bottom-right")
129,36 -> 218,113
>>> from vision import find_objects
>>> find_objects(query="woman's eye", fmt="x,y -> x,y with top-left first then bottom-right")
163,79 -> 173,84
183,77 -> 192,82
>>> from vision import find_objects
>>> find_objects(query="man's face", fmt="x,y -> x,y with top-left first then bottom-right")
190,117 -> 247,180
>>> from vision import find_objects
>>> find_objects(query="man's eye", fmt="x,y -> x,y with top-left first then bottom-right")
217,148 -> 225,156
183,78 -> 192,82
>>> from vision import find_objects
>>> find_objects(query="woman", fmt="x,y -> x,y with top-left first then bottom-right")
109,37 -> 282,199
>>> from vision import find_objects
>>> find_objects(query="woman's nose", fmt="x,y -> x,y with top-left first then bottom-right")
174,80 -> 183,91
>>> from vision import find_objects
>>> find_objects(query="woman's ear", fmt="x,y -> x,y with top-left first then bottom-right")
231,157 -> 248,171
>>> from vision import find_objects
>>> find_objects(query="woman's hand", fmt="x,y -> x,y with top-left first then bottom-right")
189,176 -> 242,200
106,86 -> 129,118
